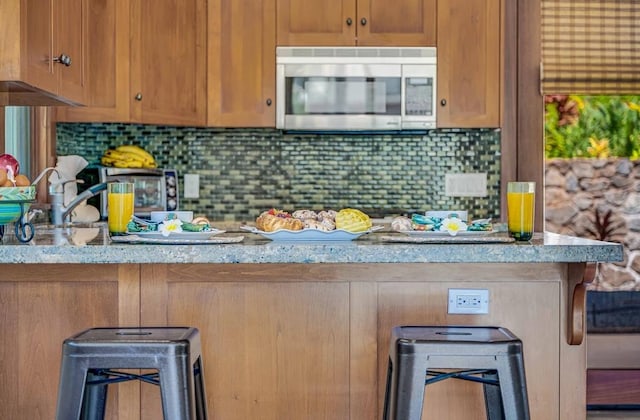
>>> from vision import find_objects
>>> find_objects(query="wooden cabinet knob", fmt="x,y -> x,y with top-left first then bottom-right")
134,93 -> 143,101
346,17 -> 353,26
440,99 -> 447,106
266,98 -> 272,106
360,17 -> 367,26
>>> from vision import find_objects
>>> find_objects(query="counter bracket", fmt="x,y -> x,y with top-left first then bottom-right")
567,262 -> 596,345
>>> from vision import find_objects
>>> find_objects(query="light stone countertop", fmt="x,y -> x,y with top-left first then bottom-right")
0,221 -> 624,264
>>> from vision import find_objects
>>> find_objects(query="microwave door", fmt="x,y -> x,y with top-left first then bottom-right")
278,64 -> 403,130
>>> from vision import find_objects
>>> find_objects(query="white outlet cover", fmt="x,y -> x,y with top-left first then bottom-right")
183,174 -> 200,199
447,288 -> 489,314
445,173 -> 487,197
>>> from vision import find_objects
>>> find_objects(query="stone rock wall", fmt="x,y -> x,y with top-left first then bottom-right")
545,158 -> 639,290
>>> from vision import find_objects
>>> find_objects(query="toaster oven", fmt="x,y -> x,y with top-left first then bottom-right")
76,166 -> 179,219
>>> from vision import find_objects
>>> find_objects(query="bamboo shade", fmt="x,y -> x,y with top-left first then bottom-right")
541,0 -> 640,94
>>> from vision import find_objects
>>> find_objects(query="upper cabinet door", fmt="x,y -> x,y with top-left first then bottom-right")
23,0 -> 58,96
20,0 -> 86,105
277,0 -> 434,46
208,0 -> 276,127
130,0 -> 207,126
277,0 -> 356,46
56,0 -> 131,122
437,0 -> 500,128
357,0 -> 436,46
55,0 -> 87,105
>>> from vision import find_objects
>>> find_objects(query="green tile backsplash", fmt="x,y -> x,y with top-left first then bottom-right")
56,124 -> 501,221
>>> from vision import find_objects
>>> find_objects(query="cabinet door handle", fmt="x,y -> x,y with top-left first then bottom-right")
346,17 -> 353,26
266,98 -> 272,106
440,99 -> 447,106
360,17 -> 367,26
53,54 -> 72,66
134,93 -> 143,101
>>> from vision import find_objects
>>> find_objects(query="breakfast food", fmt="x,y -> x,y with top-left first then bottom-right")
256,209 -> 304,232
303,218 -> 336,231
335,208 -> 372,232
391,216 -> 413,231
192,216 -> 211,225
317,210 -> 337,222
255,208 -> 373,233
292,209 -> 317,220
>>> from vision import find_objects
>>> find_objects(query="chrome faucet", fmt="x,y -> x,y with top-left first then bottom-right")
50,180 -> 108,225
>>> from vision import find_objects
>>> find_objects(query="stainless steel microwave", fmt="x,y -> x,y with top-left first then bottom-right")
76,166 -> 179,219
276,46 -> 437,131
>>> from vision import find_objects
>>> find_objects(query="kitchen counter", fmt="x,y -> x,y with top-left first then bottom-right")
0,222 -> 623,264
0,222 -> 623,420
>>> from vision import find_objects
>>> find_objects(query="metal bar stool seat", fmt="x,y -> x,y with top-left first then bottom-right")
383,325 -> 530,420
55,327 -> 208,420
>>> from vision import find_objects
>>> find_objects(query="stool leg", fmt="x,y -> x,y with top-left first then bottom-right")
482,371 -> 505,420
56,357 -> 90,420
393,353 -> 429,420
496,353 -> 530,420
80,370 -> 110,420
382,358 -> 393,420
193,357 -> 208,420
159,357 -> 194,420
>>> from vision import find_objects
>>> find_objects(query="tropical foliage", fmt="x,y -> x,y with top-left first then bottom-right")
545,95 -> 640,159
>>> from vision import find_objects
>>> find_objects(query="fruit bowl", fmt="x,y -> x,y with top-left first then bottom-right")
0,186 -> 36,224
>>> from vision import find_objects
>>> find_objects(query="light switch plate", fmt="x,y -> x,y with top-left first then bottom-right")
183,174 -> 199,199
445,173 -> 487,197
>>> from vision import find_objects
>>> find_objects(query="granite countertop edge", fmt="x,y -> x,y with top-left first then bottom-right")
0,229 -> 624,264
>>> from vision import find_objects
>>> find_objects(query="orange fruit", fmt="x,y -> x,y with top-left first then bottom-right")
14,174 -> 30,186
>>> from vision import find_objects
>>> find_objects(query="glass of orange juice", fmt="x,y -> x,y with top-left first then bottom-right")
507,181 -> 535,241
107,182 -> 135,235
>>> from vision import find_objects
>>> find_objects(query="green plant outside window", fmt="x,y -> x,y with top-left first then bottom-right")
545,95 -> 640,159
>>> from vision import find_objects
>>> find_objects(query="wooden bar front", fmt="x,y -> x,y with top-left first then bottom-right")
0,262 -> 585,419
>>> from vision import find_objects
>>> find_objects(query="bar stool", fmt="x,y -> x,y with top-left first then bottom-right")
55,327 -> 208,420
383,325 -> 530,420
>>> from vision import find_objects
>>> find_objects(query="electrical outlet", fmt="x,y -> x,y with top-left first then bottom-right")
448,288 -> 489,314
444,173 -> 487,197
183,174 -> 200,199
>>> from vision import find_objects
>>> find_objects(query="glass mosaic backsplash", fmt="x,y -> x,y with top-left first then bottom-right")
56,124 -> 501,222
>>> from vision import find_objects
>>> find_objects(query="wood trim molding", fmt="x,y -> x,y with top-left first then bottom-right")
518,0 -> 545,231
30,107 -> 57,205
0,107 -> 4,154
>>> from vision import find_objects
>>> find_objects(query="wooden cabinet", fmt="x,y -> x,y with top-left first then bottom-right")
208,0 -> 276,127
277,0 -> 436,46
436,0 -> 501,128
130,0 -> 207,125
56,0 -> 207,126
0,0 -> 87,106
56,0 -> 130,122
0,264 -> 139,420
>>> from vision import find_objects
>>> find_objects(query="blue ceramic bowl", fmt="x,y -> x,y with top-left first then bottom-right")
0,186 -> 36,225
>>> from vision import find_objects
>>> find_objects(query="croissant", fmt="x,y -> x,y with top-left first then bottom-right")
256,210 -> 304,232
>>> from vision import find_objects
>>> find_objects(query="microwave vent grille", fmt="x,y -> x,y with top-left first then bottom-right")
276,47 -> 436,59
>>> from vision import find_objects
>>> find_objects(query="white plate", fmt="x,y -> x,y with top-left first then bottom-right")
124,229 -> 225,240
112,235 -> 242,245
241,225 -> 383,241
398,229 -> 495,237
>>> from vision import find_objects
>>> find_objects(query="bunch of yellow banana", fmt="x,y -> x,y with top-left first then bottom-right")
101,145 -> 157,168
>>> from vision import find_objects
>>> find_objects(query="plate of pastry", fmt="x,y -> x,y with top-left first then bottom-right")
242,208 -> 382,241
241,225 -> 382,242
